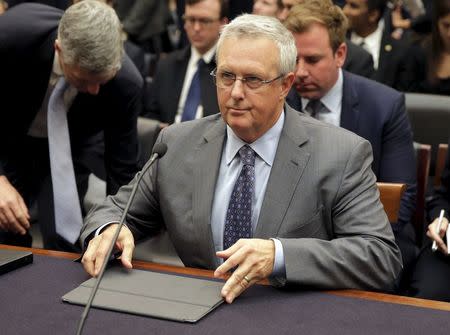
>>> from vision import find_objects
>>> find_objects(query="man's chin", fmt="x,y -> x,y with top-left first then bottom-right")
295,89 -> 319,100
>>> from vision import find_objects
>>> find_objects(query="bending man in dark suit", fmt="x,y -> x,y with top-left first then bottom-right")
0,1 -> 142,251
81,14 -> 402,303
284,0 -> 417,286
143,0 -> 228,125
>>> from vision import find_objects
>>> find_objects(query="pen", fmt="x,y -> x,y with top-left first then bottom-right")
432,209 -> 445,252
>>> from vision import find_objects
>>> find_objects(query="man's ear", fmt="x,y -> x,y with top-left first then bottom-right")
220,17 -> 229,26
54,39 -> 61,54
334,42 -> 347,68
280,72 -> 295,100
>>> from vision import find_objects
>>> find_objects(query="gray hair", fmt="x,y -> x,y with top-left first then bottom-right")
58,0 -> 123,73
216,14 -> 297,75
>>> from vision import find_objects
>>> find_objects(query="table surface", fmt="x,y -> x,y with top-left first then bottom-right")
1,244 -> 450,335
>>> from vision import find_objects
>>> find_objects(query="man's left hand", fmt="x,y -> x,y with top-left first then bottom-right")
214,239 -> 275,303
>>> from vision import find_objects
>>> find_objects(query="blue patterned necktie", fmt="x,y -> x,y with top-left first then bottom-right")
223,145 -> 256,250
181,58 -> 204,122
47,77 -> 83,244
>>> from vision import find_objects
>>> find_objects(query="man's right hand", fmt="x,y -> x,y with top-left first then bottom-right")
427,216 -> 449,254
81,224 -> 135,277
0,176 -> 30,234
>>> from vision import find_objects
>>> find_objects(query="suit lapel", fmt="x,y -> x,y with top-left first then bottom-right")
340,71 -> 360,134
192,117 -> 226,267
169,47 -> 191,121
255,106 -> 310,238
377,30 -> 390,76
286,87 -> 303,112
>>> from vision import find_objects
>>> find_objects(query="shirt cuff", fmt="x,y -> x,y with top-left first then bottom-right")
270,238 -> 286,279
94,221 -> 119,236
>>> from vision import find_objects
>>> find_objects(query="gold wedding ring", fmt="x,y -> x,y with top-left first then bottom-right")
243,275 -> 251,283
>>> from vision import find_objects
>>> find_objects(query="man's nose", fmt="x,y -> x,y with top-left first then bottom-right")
296,60 -> 308,78
230,79 -> 245,99
193,20 -> 203,31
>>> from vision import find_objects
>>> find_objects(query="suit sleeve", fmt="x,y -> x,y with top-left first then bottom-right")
103,58 -> 143,195
377,93 -> 416,233
80,133 -> 165,248
277,140 -> 403,292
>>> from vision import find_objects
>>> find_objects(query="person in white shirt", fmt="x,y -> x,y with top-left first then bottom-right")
143,0 -> 228,126
343,0 -> 410,88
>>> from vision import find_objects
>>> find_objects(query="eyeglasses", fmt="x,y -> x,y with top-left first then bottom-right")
210,69 -> 284,90
182,15 -> 220,27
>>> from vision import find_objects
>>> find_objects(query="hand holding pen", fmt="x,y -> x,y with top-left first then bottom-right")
429,210 -> 449,254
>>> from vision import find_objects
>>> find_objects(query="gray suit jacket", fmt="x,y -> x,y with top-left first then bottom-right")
81,106 -> 402,291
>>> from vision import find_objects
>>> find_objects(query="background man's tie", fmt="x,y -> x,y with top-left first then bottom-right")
181,59 -> 205,121
305,99 -> 321,118
359,39 -> 368,52
223,145 -> 256,250
47,77 -> 83,244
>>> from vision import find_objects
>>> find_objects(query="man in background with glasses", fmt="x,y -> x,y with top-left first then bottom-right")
143,0 -> 228,127
81,14 -> 401,304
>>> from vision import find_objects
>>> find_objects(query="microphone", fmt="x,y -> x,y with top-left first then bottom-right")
76,142 -> 167,335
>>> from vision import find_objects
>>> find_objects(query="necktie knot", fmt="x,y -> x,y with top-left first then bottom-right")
239,145 -> 255,167
50,77 -> 69,109
54,76 -> 68,94
359,40 -> 370,53
197,58 -> 205,68
305,99 -> 321,117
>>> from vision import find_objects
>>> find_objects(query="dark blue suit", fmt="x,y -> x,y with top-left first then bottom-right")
287,71 -> 417,281
143,46 -> 220,123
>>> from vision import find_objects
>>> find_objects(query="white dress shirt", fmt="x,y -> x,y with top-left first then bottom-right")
211,111 -> 285,276
350,19 -> 384,70
301,69 -> 343,127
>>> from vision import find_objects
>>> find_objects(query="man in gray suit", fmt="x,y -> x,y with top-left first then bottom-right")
81,14 -> 402,304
